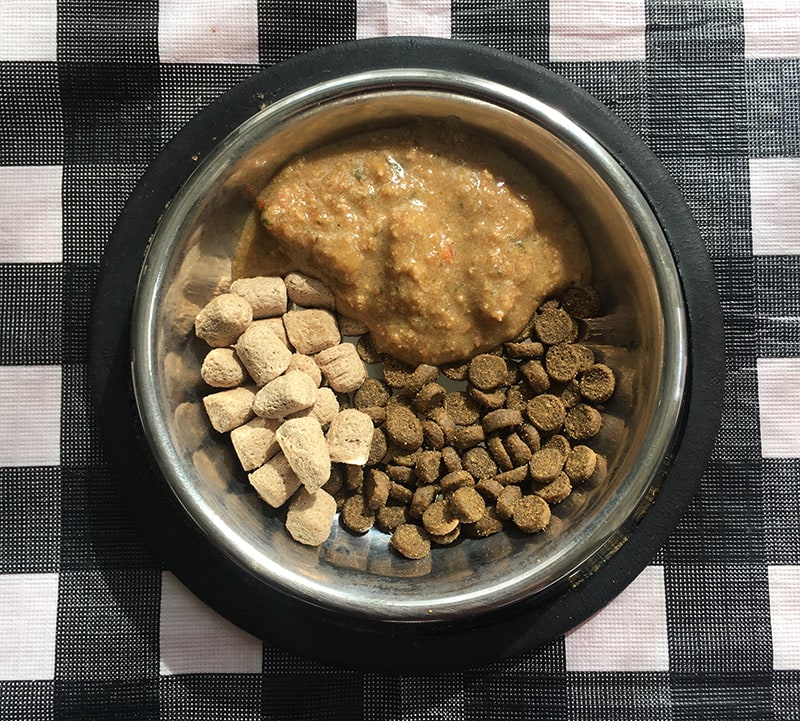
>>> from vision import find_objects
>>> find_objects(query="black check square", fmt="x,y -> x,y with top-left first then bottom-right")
709,364 -> 761,464
56,0 -> 158,64
60,466 -> 157,570
660,156 -> 752,259
263,672 -> 362,720
547,61 -> 646,137
58,63 -> 160,164
53,679 -> 158,721
664,564 -> 772,675
161,675 -> 262,721
452,0 -> 548,63
763,459 -> 800,565
59,363 -> 104,469
0,467 -> 60,574
54,569 -> 161,681
61,164 -> 148,266
0,263 -> 63,366
0,62 -> 64,165
159,64 -> 261,144
670,672 -> 772,721
63,264 -> 98,365
0,681 -> 53,721
566,672 -> 672,721
746,59 -> 800,159
257,1 -> 356,66
774,671 -> 800,721
755,255 -> 800,359
712,256 -> 757,368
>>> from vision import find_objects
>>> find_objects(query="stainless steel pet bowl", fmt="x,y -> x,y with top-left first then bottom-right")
130,67 -> 687,623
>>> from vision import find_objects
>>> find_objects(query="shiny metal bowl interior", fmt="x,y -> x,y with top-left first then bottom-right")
132,69 -> 687,622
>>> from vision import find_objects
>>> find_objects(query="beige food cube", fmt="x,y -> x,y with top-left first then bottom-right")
315,343 -> 367,393
284,272 -> 336,310
248,452 -> 302,508
252,370 -> 319,419
229,276 -> 287,318
230,417 -> 281,472
283,309 -> 340,355
285,487 -> 337,546
326,409 -> 375,465
235,323 -> 293,386
194,293 -> 252,347
201,347 -> 249,388
275,416 -> 331,491
201,386 -> 256,433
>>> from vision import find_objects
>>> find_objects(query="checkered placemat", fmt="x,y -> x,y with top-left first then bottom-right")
1,1 -> 799,719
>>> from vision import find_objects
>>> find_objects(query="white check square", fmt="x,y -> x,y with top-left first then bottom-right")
549,0 -> 646,62
158,0 -> 259,64
758,358 -> 800,458
743,0 -> 800,59
565,565 -> 669,671
0,366 -> 61,467
0,167 -> 63,264
159,572 -> 262,675
0,0 -> 57,62
750,158 -> 800,256
769,565 -> 800,669
357,0 -> 451,39
0,573 -> 59,680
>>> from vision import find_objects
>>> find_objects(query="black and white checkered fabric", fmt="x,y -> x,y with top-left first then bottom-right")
1,1 -> 799,718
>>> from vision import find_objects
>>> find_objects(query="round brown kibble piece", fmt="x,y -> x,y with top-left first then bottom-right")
340,495 -> 375,533
462,507 -> 505,538
534,471 -> 572,505
367,426 -> 388,465
526,393 -> 566,432
439,470 -> 475,493
353,378 -> 390,408
363,469 -> 391,510
486,434 -> 514,471
441,361 -> 469,381
440,445 -> 462,472
518,423 -> 541,453
564,403 -> 603,440
512,495 -> 552,533
382,357 -> 416,388
571,344 -> 595,372
482,408 -> 523,434
422,499 -> 459,535
388,481 -> 413,504
356,334 -> 383,363
564,444 -> 598,483
504,340 -> 544,358
520,360 -> 551,394
375,505 -> 408,534
529,447 -> 565,482
561,284 -> 600,319
494,465 -> 529,485
414,382 -> 447,414
579,363 -> 616,404
542,434 -> 571,460
444,391 -> 481,426
409,484 -> 439,519
430,526 -> 461,545
534,307 -> 577,345
468,353 -> 509,390
450,486 -> 486,523
385,403 -> 424,451
559,380 -> 583,409
475,477 -> 504,501
545,344 -> 580,383
462,447 -> 498,480
390,523 -> 431,559
496,484 -> 523,520
452,424 -> 485,450
415,450 -> 442,485
469,386 -> 506,410
504,432 -> 532,466
422,420 -> 445,449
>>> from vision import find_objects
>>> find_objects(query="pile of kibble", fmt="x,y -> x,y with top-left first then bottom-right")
319,284 -> 615,560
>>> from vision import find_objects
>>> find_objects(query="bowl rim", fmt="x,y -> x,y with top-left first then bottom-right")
91,36 -> 723,671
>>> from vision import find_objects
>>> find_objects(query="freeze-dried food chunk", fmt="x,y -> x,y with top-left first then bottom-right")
201,347 -> 249,388
326,409 -> 374,465
276,416 -> 331,491
202,386 -> 256,433
283,308 -> 340,354
285,488 -> 337,546
235,323 -> 292,386
248,452 -> 302,508
229,276 -> 287,318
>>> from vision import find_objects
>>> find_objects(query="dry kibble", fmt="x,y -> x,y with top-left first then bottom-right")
579,363 -> 616,404
572,344 -> 596,372
409,485 -> 439,519
385,403 -> 424,451
363,468 -> 391,510
512,495 -> 551,533
194,293 -> 252,347
275,416 -> 331,491
518,423 -> 541,453
388,482 -> 414,504
390,524 -> 431,559
201,348 -> 249,388
444,391 -> 481,426
486,434 -> 514,471
534,306 -> 578,345
381,357 -> 416,389
284,271 -> 336,310
359,406 -> 386,424
376,505 -> 409,533
230,416 -> 281,471
368,427 -> 388,465
248,452 -> 302,508
353,378 -> 390,408
528,447 -> 565,483
202,386 -> 256,433
321,465 -> 344,496
519,360 -> 551,394
450,486 -> 486,523
452,424 -> 485,450
356,334 -> 383,364
542,434 -> 571,460
414,383 -> 447,414
526,393 -> 566,433
439,470 -> 475,493
344,464 -> 364,491
475,477 -> 504,501
561,284 -> 600,319
340,495 -> 375,533
534,471 -> 572,505
235,323 -> 293,386
559,380 -> 583,409
422,420 -> 446,450
287,353 -> 322,386
390,446 -> 421,468
468,353 -> 508,390
229,276 -> 287,318
564,444 -> 598,483
326,409 -> 374,465
496,484 -> 523,520
405,364 -> 440,395
462,507 -> 504,538
440,445 -> 462,472
252,370 -> 318,419
285,488 -> 337,546
504,340 -> 544,358
504,432 -> 533,466
283,309 -> 340,355
441,361 -> 469,381
494,465 -> 529,485
482,408 -> 523,434
564,403 -> 603,441
469,386 -> 507,410
431,527 -> 461,546
428,408 -> 457,444
415,450 -> 442,485
462,447 -> 498,480
422,499 -> 458,535
315,343 -> 368,393
505,383 -> 535,412
386,464 -> 414,486
545,344 -> 580,383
